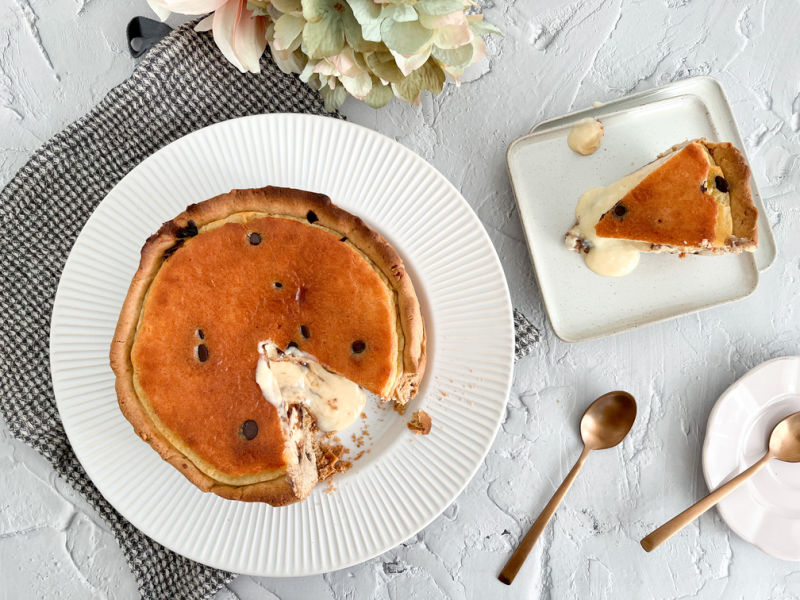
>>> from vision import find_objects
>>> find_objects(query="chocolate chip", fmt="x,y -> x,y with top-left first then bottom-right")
248,232 -> 262,245
300,325 -> 310,339
306,210 -> 319,224
700,182 -> 707,193
241,420 -> 258,440
176,220 -> 198,238
352,340 -> 366,354
613,204 -> 627,217
196,329 -> 204,339
196,344 -> 209,362
274,282 -> 283,289
287,341 -> 299,349
163,239 -> 184,260
340,236 -> 348,242
715,176 -> 729,193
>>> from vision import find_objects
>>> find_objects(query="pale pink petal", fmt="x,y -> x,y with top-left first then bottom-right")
313,61 -> 338,76
432,22 -> 473,50
313,50 -> 364,78
340,72 -> 372,99
195,14 -> 214,32
147,0 -> 172,21
419,11 -> 465,29
470,36 -> 487,64
272,14 -> 304,51
213,0 -> 246,72
440,62 -> 464,84
390,46 -> 431,76
213,0 -> 267,73
159,0 -> 229,15
233,5 -> 268,72
328,49 -> 361,78
271,43 -> 306,74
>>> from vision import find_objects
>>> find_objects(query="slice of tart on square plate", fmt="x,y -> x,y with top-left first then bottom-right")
565,139 -> 758,277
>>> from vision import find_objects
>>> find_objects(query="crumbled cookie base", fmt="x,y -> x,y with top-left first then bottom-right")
392,401 -> 408,416
407,410 -> 432,435
317,443 -> 352,481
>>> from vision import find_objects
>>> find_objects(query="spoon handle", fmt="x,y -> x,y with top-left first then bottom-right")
498,446 -> 591,585
641,453 -> 771,552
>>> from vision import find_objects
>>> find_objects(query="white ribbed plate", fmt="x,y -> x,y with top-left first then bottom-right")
49,114 -> 514,576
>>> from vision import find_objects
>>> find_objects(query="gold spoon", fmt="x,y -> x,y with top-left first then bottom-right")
641,410 -> 800,552
498,391 -> 637,585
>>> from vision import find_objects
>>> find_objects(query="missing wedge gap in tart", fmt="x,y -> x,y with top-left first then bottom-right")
256,341 -> 367,435
565,138 -> 758,277
110,186 -> 426,506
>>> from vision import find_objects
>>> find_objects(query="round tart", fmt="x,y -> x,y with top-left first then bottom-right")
110,186 -> 426,506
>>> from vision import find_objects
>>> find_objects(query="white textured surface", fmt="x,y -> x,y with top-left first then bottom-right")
2,0 -> 800,598
50,113 -> 514,576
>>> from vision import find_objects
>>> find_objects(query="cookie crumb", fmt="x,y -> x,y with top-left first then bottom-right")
317,444 -> 351,481
407,410 -> 432,435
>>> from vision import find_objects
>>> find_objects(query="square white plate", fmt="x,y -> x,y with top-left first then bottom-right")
507,76 -> 775,343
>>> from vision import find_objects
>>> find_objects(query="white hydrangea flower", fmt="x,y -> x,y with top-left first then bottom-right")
147,0 -> 501,108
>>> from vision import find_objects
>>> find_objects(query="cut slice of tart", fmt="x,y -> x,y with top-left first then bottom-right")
110,186 -> 426,506
565,139 -> 758,277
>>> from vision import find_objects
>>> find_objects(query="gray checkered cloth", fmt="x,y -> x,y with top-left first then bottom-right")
0,21 -> 539,600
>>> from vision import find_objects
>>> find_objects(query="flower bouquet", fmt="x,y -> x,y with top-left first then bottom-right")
147,0 -> 501,110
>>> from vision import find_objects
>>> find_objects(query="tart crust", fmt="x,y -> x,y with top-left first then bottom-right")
110,186 -> 426,505
704,139 -> 758,248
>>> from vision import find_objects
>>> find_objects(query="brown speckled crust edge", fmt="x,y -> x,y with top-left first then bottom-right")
703,139 -> 758,249
564,139 -> 759,256
110,186 -> 426,506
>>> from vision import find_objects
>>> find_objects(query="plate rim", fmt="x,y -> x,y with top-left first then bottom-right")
49,113 -> 515,576
701,355 -> 800,562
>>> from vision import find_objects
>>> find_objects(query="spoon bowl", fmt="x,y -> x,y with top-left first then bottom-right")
580,391 -> 638,450
769,412 -> 800,463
